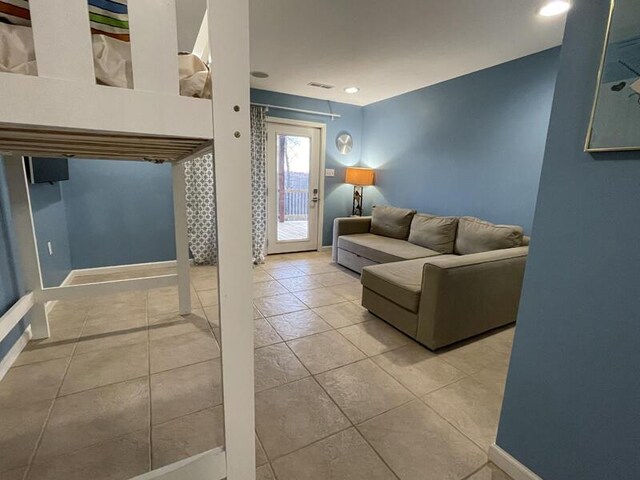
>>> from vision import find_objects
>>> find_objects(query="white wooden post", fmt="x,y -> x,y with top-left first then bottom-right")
208,0 -> 256,478
128,0 -> 180,94
29,0 -> 95,82
172,162 -> 192,315
4,156 -> 50,339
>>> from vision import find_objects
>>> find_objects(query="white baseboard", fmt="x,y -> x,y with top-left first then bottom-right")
0,326 -> 32,381
489,444 -> 542,480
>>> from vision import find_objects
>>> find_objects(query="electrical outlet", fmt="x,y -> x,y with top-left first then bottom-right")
47,242 -> 53,256
325,169 -> 335,177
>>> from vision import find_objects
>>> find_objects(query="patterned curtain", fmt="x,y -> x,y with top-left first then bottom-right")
185,152 -> 217,264
185,105 -> 268,265
250,105 -> 268,264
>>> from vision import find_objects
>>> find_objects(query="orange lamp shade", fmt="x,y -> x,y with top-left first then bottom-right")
345,167 -> 375,186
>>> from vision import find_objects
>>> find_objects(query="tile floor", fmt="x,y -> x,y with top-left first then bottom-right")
0,250 -> 514,480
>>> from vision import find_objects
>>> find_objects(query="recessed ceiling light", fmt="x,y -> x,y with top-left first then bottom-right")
251,71 -> 269,78
538,1 -> 571,17
344,86 -> 360,94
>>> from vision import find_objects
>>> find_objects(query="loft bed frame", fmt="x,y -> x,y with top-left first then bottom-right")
0,1 -> 255,479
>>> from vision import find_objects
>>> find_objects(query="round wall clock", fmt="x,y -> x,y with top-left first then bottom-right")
336,132 -> 353,155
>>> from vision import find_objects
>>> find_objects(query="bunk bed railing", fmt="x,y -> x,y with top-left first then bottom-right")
0,0 -> 213,162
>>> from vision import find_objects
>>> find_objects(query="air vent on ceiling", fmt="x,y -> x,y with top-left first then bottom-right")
307,82 -> 335,90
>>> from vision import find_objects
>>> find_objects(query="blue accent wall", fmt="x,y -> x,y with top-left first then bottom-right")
63,160 -> 176,269
29,182 -> 72,287
497,1 -> 640,479
250,89 -> 364,246
360,47 -> 560,233
0,160 -> 26,361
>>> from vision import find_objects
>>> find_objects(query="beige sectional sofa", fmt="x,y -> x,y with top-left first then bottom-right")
332,205 -> 529,350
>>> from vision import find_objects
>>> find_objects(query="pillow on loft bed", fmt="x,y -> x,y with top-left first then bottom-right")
0,28 -> 211,99
0,0 -> 130,41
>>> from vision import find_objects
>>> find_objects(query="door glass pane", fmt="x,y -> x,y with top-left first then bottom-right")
276,134 -> 310,241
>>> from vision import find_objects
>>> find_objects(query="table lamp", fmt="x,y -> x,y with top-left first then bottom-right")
345,167 -> 375,216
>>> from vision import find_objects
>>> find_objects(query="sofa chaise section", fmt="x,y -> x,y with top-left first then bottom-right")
361,246 -> 528,350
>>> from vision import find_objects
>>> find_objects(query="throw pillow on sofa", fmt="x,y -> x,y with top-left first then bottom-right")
455,216 -> 523,255
408,214 -> 458,254
370,205 -> 417,240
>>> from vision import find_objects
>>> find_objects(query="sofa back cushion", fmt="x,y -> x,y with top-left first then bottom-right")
455,216 -> 523,255
408,214 -> 458,254
370,205 -> 416,240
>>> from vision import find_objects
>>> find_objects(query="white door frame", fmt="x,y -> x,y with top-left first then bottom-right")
266,117 -> 326,253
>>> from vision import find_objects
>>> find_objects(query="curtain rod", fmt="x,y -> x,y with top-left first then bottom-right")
251,102 -> 341,119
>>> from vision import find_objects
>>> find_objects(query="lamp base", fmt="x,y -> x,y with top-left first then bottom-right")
352,186 -> 364,216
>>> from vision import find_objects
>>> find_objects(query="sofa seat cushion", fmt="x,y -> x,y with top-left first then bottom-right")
338,233 -> 441,264
361,258 -> 435,312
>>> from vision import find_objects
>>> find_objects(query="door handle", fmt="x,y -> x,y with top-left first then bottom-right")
312,188 -> 319,203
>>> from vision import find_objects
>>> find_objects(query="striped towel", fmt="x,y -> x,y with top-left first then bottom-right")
0,0 -> 129,42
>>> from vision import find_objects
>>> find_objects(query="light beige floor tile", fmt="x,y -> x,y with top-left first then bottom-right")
75,319 -> 147,356
253,305 -> 264,319
295,263 -> 341,275
85,304 -> 147,326
27,429 -> 149,480
472,364 -> 509,396
287,330 -> 365,374
14,327 -> 80,366
254,343 -> 309,392
478,327 -> 515,356
151,359 -> 222,425
293,288 -> 347,308
253,280 -> 288,299
266,310 -> 331,341
438,341 -> 510,375
196,288 -> 219,307
328,282 -> 363,302
255,377 -> 350,459
272,428 -> 396,480
203,306 -> 220,326
316,359 -> 414,423
2,467 -> 27,480
256,435 -> 268,467
277,275 -> 324,293
311,271 -> 359,287
372,343 -> 467,396
60,343 -> 148,395
254,293 -> 308,317
147,287 -> 201,316
148,310 -> 210,341
358,401 -> 486,480
467,463 -> 513,480
48,304 -> 88,330
338,320 -> 410,356
253,269 -> 274,283
313,302 -> 375,329
256,464 -> 276,480
150,330 -> 220,374
0,399 -> 52,472
152,405 -> 224,469
254,319 -> 283,348
423,377 -> 503,451
36,378 -> 149,462
0,358 -> 68,407
261,265 -> 305,280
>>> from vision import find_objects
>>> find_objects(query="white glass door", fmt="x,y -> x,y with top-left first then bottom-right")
266,121 -> 321,254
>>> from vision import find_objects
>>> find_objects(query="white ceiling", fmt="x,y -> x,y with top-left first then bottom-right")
177,1 -> 567,106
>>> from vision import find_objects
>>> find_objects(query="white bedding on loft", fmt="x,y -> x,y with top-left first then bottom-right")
0,23 -> 212,99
